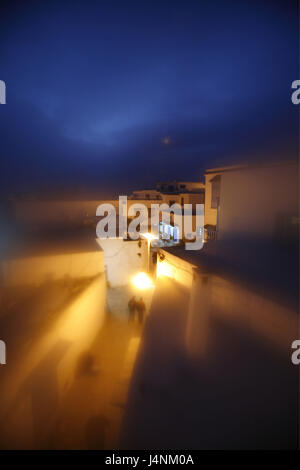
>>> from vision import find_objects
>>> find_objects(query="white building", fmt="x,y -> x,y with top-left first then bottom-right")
154,160 -> 299,448
204,161 -> 299,242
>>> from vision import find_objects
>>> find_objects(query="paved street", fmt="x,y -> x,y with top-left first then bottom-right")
53,284 -> 153,449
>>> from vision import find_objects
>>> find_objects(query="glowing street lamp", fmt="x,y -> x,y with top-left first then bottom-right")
142,232 -> 156,243
131,272 -> 154,290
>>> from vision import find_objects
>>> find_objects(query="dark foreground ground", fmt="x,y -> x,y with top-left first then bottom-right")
119,277 -> 299,450
0,276 -> 298,449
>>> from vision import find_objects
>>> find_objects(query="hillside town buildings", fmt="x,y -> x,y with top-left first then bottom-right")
0,160 -> 298,448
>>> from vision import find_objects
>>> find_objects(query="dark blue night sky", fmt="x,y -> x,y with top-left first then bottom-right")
0,0 -> 298,196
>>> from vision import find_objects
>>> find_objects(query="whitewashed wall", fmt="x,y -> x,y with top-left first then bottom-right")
97,238 -> 148,287
218,163 -> 298,239
157,249 -> 195,289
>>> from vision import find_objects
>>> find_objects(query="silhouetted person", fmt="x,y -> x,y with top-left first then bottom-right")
128,296 -> 137,322
136,297 -> 146,324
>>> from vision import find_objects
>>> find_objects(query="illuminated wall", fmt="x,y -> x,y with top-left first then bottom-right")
157,250 -> 194,289
157,248 -> 298,356
0,247 -> 106,448
97,238 -> 148,287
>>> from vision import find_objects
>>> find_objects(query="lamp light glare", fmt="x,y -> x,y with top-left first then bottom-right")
131,272 -> 154,290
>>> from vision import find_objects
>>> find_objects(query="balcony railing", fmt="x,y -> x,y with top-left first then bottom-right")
204,228 -> 217,241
